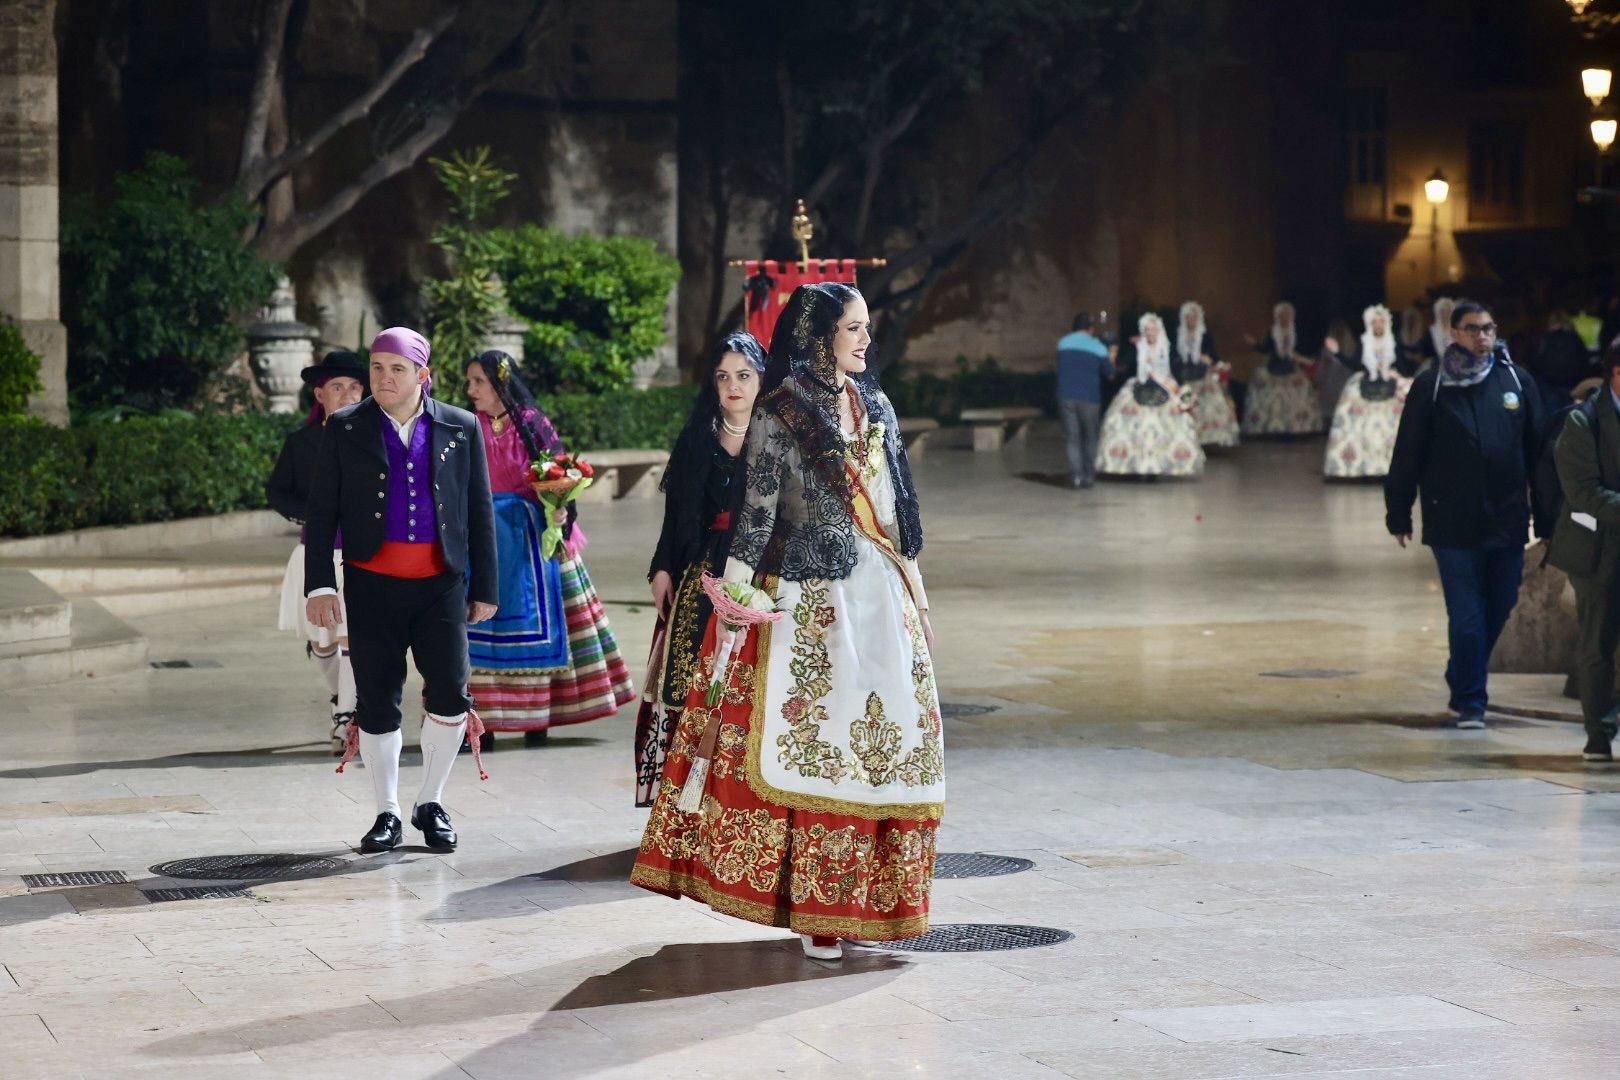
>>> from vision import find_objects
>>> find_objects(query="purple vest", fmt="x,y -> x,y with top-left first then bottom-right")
384,413 -> 439,544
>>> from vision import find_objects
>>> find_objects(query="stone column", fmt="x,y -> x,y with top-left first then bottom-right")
0,0 -> 68,424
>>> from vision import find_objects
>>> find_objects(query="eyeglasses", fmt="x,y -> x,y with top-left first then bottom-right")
1458,323 -> 1497,335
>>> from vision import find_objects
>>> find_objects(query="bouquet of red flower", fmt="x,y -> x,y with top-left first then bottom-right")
526,453 -> 595,559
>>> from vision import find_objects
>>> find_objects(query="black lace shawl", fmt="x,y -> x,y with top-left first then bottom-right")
730,373 -> 922,582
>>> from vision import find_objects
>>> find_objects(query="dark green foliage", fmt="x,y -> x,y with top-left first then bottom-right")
0,420 -> 89,535
0,386 -> 696,537
0,413 -> 300,537
882,357 -> 1056,422
0,318 -> 42,417
61,153 -> 281,411
536,385 -> 698,452
493,226 -> 681,395
79,414 -> 299,526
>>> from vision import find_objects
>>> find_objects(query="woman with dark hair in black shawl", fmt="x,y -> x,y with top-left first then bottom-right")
463,350 -> 635,746
632,283 -> 943,962
633,330 -> 767,806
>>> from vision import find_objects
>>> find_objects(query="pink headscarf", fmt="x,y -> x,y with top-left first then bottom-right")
369,327 -> 433,388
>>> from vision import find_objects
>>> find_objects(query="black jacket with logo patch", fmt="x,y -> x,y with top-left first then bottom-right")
1384,357 -> 1550,548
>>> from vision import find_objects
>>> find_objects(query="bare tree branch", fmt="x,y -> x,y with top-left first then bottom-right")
852,94 -> 928,246
251,0 -> 557,262
238,0 -> 295,180
237,6 -> 459,203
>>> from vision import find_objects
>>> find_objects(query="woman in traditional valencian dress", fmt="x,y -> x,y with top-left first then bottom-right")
463,351 -> 635,745
1322,304 -> 1417,479
631,282 -> 942,961
267,350 -> 367,754
1096,312 -> 1205,479
1419,297 -> 1457,370
1174,301 -> 1238,448
1242,302 -> 1324,436
633,331 -> 766,807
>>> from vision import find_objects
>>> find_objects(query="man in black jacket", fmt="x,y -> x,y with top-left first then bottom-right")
1385,301 -> 1549,729
1546,347 -> 1620,764
305,327 -> 498,853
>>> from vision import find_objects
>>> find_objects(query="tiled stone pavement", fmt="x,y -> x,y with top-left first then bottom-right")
0,437 -> 1616,1079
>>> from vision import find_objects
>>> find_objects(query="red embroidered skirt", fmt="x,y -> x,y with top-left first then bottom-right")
630,617 -> 939,941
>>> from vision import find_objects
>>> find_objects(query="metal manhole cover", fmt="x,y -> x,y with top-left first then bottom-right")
934,853 -> 1035,879
939,702 -> 1000,719
871,924 -> 1073,953
149,853 -> 345,881
142,886 -> 251,902
1260,669 -> 1359,679
22,870 -> 128,888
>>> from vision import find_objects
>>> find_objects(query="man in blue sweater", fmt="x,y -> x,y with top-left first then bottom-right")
1057,312 -> 1117,488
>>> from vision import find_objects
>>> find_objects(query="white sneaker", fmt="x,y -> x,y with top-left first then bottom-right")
799,934 -> 843,960
1456,713 -> 1486,730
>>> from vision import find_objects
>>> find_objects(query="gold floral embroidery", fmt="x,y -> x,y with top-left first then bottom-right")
711,722 -> 749,779
774,580 -> 851,783
699,798 -> 789,894
662,561 -> 711,706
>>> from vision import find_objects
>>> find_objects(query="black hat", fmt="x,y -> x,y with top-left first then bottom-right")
300,349 -> 369,387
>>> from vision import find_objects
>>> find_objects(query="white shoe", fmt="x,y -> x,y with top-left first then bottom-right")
799,934 -> 843,960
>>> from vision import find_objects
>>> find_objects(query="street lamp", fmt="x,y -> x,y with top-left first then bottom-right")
1570,0 -> 1594,16
1424,169 -> 1448,286
1594,117 -> 1618,152
1424,168 -> 1450,206
1585,67 -> 1614,107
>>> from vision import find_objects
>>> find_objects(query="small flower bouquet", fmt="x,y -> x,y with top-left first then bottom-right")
527,453 -> 595,559
675,575 -> 786,813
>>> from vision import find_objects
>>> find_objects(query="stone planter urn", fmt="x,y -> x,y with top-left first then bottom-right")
247,277 -> 318,412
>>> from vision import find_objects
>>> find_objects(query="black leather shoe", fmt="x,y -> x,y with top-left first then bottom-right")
411,802 -> 458,850
360,812 -> 402,853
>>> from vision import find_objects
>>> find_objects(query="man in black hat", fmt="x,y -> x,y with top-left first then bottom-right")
266,350 -> 369,753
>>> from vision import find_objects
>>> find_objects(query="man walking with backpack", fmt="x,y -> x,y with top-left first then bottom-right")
1547,345 -> 1620,763
1386,301 -> 1550,729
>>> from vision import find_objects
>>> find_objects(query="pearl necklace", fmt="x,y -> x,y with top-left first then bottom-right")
720,417 -> 749,438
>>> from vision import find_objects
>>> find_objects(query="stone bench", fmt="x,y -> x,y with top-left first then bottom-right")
577,448 -> 670,503
959,406 -> 1042,452
898,417 -> 940,457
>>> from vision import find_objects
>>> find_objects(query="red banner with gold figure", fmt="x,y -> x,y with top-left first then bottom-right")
743,259 -> 859,349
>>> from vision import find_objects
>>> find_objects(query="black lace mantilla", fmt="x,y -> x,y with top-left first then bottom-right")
730,374 -> 923,582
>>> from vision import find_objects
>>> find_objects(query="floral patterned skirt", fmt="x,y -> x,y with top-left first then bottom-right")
1322,373 -> 1409,479
631,540 -> 942,940
1096,388 -> 1206,477
1243,366 -> 1325,436
1194,373 -> 1240,448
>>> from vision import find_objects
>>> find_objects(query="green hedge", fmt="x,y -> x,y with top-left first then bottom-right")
0,388 -> 699,538
0,420 -> 89,535
538,384 -> 698,452
883,356 -> 1056,422
0,413 -> 300,538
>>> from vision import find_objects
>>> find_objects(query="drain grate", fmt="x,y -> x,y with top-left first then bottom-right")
1260,668 -> 1359,679
871,923 -> 1073,953
21,870 -> 129,888
939,702 -> 1000,719
141,886 -> 251,903
148,659 -> 222,669
148,853 -> 346,881
934,853 -> 1035,879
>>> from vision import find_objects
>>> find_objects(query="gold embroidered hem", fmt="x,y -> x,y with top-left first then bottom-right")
630,864 -> 930,940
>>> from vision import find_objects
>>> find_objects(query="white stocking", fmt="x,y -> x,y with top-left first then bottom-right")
335,647 -> 357,714
415,711 -> 466,810
310,644 -> 341,697
358,729 -> 402,818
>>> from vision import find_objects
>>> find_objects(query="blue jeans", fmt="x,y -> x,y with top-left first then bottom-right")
1430,545 -> 1525,716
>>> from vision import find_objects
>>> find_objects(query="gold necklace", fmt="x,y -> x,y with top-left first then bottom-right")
489,412 -> 509,436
